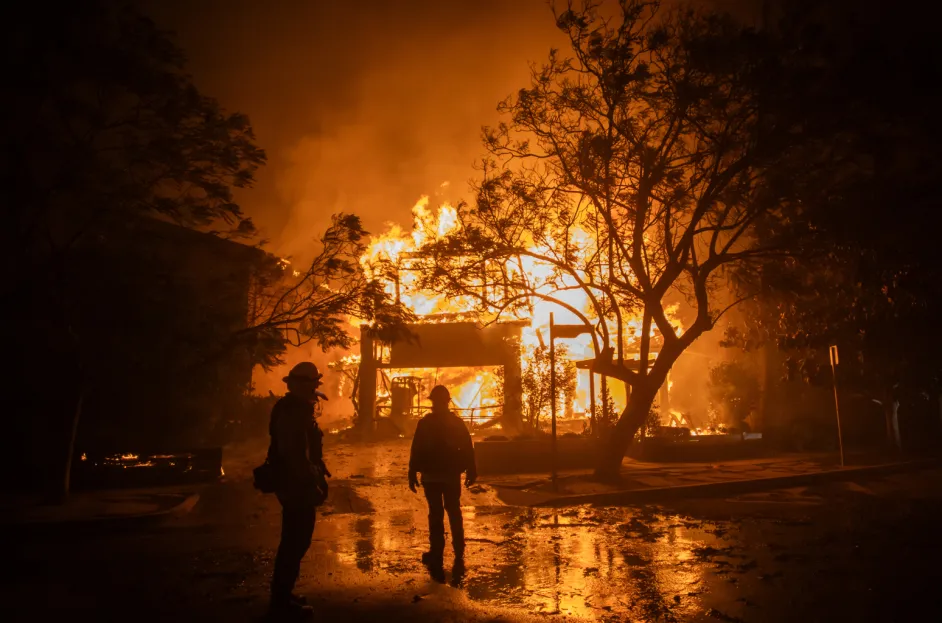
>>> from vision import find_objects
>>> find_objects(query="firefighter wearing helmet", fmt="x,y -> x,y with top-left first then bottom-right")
408,384 -> 478,575
267,361 -> 331,619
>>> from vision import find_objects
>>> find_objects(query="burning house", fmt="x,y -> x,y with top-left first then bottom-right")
350,197 -> 686,436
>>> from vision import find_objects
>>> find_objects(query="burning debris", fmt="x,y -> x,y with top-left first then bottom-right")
72,449 -> 224,488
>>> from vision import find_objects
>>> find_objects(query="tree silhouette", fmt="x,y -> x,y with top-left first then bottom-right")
726,0 -> 942,448
417,1 -> 811,477
238,214 -> 415,371
1,2 -> 405,497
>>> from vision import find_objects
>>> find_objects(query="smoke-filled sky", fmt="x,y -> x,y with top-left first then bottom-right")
142,0 -> 760,257
141,0 -> 761,408
142,0 -> 570,258
138,0 -> 575,405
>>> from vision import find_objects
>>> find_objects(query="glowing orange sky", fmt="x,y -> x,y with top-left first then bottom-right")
142,0 -> 761,259
142,0 -> 566,258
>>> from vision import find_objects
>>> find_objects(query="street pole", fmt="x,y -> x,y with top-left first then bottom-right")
589,369 -> 596,437
829,345 -> 845,467
550,313 -> 558,490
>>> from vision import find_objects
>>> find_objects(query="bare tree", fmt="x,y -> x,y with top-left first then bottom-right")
418,0 -> 800,478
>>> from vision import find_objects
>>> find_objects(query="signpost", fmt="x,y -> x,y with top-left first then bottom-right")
549,315 -> 592,490
549,314 -> 557,488
829,344 -> 845,467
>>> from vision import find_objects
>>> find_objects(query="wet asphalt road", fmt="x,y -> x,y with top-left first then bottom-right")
6,439 -> 942,622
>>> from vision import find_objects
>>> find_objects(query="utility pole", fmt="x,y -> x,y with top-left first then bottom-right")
550,313 -> 558,489
549,317 -> 593,490
829,345 -> 845,467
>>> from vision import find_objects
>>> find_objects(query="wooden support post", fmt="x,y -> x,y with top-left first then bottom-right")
357,326 -> 376,433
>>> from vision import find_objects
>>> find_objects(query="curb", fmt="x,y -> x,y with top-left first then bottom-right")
530,459 -> 941,507
1,492 -> 201,531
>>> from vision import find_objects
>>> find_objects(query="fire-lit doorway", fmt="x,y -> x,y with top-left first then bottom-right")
358,321 -> 526,434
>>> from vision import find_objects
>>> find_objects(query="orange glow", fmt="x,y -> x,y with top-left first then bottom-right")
356,196 -> 684,425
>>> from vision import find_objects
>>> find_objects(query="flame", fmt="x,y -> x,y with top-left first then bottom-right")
354,194 -> 685,426
376,368 -> 502,423
329,354 -> 362,400
330,354 -> 361,368
358,197 -> 481,317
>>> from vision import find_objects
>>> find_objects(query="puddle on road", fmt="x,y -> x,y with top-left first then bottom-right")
313,496 -> 748,621
297,441 -> 758,620
458,507 -> 742,620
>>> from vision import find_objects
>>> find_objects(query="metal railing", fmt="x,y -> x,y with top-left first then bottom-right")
375,404 -> 501,427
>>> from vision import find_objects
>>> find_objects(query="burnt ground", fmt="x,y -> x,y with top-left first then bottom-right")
4,440 -> 942,622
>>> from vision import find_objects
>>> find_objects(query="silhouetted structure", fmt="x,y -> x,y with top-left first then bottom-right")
6,217 -> 264,491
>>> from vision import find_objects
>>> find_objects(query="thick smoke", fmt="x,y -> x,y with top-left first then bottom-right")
144,0 -> 562,249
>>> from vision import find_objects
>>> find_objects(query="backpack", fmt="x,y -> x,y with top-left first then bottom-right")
255,397 -> 329,504
253,456 -> 278,493
253,457 -> 329,505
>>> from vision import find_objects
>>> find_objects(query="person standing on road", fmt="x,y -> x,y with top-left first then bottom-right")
408,384 -> 477,571
268,362 -> 331,620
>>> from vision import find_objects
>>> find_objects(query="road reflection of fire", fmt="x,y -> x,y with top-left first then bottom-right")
307,442 -> 742,620
500,510 -> 708,617
322,504 -> 725,619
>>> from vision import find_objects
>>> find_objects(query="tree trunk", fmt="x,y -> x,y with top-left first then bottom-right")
595,384 -> 657,480
47,248 -> 85,503
757,344 -> 771,431
886,399 -> 901,453
58,389 -> 84,503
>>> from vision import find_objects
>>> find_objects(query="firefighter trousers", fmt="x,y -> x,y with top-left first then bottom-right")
272,494 -> 316,603
423,479 -> 464,558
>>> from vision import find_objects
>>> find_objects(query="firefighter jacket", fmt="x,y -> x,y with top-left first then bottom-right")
408,410 -> 477,483
269,393 -> 326,494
